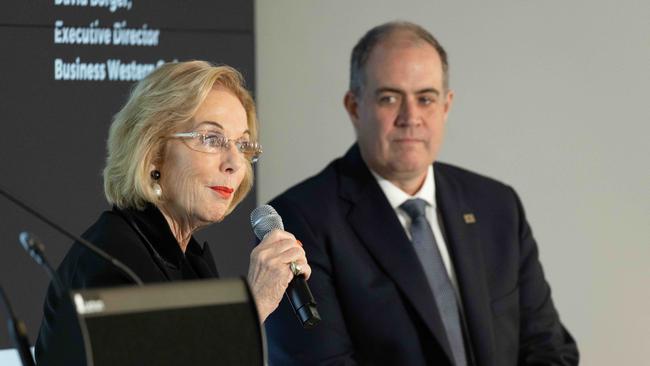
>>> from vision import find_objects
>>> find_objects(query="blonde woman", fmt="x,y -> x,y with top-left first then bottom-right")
35,61 -> 309,365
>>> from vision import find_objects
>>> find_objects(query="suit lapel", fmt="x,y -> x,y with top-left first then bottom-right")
435,164 -> 496,366
338,146 -> 455,363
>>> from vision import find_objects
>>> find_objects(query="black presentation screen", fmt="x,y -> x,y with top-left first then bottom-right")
0,0 -> 255,349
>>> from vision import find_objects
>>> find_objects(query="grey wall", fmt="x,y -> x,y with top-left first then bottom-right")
255,1 -> 650,364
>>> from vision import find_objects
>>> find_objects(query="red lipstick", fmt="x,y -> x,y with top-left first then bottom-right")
211,186 -> 234,198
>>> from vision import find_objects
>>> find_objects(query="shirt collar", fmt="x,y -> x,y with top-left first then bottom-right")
370,165 -> 436,210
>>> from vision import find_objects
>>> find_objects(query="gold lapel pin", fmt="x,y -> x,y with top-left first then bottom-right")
463,213 -> 476,224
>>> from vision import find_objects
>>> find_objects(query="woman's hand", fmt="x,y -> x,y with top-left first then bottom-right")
247,229 -> 311,323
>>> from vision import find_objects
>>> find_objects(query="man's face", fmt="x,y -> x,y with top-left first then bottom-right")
345,38 -> 453,193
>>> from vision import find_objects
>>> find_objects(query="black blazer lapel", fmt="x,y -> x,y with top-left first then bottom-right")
435,163 -> 496,366
338,146 -> 455,363
186,241 -> 219,279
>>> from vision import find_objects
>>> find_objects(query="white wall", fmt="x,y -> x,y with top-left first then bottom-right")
255,1 -> 650,364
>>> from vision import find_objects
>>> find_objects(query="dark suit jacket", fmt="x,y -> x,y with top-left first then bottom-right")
34,204 -> 219,366
266,145 -> 578,366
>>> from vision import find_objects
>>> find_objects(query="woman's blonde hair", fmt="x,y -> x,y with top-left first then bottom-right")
103,60 -> 257,216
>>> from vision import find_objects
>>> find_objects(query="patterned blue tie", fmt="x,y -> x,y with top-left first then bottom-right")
400,198 -> 467,366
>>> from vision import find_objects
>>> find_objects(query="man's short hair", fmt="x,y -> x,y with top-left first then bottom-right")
349,21 -> 449,95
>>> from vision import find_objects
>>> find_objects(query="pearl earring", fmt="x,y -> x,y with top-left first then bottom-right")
151,170 -> 162,197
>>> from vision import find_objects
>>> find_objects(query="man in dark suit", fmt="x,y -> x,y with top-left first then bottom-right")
265,21 -> 578,365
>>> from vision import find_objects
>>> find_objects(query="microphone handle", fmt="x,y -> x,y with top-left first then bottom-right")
8,318 -> 35,366
0,185 -> 143,286
286,275 -> 320,329
35,242 -> 66,298
0,285 -> 35,366
19,232 -> 65,298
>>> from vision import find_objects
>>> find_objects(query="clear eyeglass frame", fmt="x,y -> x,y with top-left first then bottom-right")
171,131 -> 263,163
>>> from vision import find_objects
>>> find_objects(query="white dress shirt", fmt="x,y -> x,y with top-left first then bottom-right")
370,166 -> 461,291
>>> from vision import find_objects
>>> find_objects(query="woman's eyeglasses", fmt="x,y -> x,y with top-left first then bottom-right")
171,131 -> 262,163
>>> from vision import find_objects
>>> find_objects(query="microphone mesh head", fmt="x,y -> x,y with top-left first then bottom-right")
250,205 -> 284,240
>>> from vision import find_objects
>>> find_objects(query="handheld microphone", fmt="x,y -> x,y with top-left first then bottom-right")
0,285 -> 35,366
0,185 -> 143,285
250,205 -> 321,328
18,231 -> 65,297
